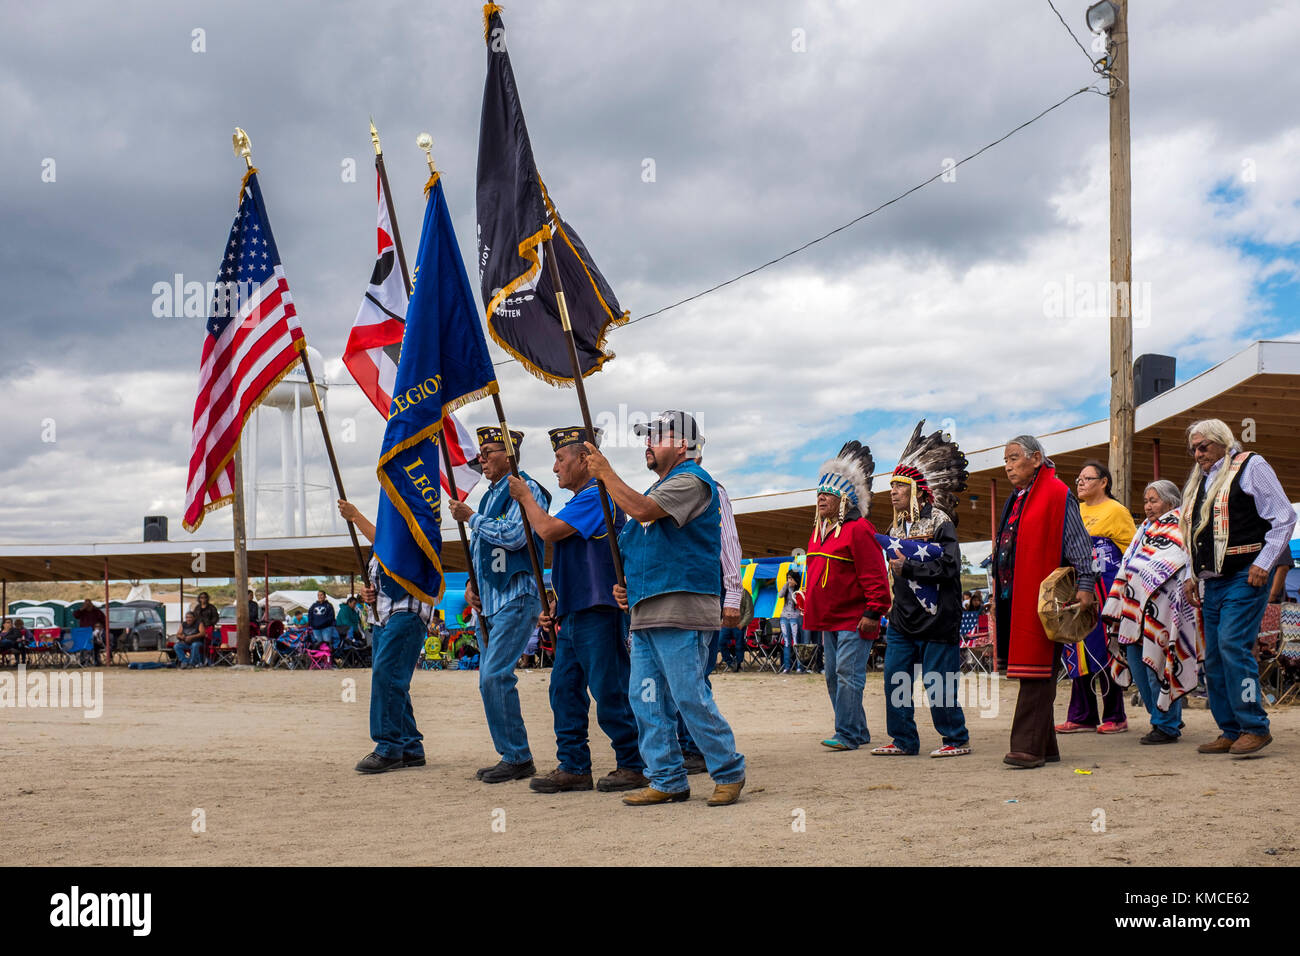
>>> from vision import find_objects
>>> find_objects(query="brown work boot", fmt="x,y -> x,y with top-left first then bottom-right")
596,767 -> 649,792
529,767 -> 594,793
707,779 -> 746,807
1197,735 -> 1235,754
1229,732 -> 1273,756
622,786 -> 689,806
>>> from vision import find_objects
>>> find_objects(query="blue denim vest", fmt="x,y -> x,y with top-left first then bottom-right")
618,459 -> 721,609
473,472 -> 551,594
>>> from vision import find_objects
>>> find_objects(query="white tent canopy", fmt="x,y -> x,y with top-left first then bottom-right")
266,590 -> 342,614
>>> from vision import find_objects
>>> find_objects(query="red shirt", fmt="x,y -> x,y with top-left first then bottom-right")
803,517 -> 891,631
74,606 -> 106,629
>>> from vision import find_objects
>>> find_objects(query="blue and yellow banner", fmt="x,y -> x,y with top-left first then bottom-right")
374,173 -> 498,604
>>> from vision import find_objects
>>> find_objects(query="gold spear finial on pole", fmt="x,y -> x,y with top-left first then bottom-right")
232,127 -> 253,168
369,116 -> 382,156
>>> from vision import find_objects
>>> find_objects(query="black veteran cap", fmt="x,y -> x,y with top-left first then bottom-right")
476,426 -> 525,452
632,410 -> 704,448
548,425 -> 603,452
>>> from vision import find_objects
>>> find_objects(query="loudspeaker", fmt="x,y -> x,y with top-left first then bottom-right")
143,515 -> 168,542
1133,354 -> 1176,406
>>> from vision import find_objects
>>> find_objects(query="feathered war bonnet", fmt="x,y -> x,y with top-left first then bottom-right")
889,420 -> 969,523
814,441 -> 875,539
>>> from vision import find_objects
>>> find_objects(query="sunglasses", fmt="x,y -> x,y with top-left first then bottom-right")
1189,440 -> 1216,456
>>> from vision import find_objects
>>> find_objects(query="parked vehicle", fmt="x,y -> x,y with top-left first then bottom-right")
109,605 -> 166,651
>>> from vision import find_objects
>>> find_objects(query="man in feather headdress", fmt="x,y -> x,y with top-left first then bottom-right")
871,422 -> 972,757
800,441 -> 891,751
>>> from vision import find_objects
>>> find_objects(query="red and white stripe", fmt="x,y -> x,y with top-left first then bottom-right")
343,170 -> 406,419
343,167 -> 482,501
183,267 -> 304,531
440,411 -> 481,502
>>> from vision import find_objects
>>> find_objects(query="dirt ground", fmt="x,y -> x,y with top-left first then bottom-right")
4,664 -> 1297,866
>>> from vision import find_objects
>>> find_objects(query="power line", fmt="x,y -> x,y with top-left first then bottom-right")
1046,0 -> 1099,68
494,81 -> 1101,367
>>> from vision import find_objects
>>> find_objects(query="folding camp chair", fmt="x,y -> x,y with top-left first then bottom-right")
210,625 -> 239,666
58,628 -> 96,668
959,614 -> 994,674
1270,603 -> 1300,705
746,621 -> 783,673
306,643 -> 333,669
272,631 -> 311,669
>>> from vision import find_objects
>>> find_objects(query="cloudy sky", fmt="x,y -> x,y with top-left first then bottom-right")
2,0 -> 1298,548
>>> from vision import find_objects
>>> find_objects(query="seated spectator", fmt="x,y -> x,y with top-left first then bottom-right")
174,612 -> 205,669
336,596 -> 363,644
1,618 -> 30,665
308,591 -> 339,647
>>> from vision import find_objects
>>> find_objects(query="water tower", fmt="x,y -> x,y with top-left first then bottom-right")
246,345 -> 339,538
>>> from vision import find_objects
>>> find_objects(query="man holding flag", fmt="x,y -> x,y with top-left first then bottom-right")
448,429 -> 550,785
357,159 -> 499,774
344,126 -> 484,504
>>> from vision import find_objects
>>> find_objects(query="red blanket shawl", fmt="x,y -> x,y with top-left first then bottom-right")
1006,465 -> 1069,679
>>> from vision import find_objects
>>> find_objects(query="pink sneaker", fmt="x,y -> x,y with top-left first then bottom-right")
1097,720 -> 1129,734
1054,720 -> 1094,734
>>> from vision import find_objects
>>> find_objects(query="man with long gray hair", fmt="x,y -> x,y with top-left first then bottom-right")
1179,419 -> 1294,756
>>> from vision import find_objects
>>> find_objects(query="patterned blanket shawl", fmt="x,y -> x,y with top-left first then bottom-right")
1062,536 -> 1124,680
1102,512 -> 1202,710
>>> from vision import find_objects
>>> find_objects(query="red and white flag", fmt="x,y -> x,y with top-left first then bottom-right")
343,165 -> 482,501
343,169 -> 406,419
440,411 -> 482,502
184,171 -> 305,532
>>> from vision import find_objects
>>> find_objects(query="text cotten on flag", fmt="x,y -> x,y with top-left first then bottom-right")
373,170 -> 498,603
475,2 -> 628,386
342,164 -> 483,501
184,169 -> 305,533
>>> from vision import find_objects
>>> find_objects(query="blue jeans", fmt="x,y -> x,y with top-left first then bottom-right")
175,639 -> 203,666
480,593 -> 540,763
1123,641 -> 1183,736
824,630 -> 872,747
313,626 -> 340,647
882,626 -> 968,751
780,618 -> 804,671
723,626 -> 748,669
552,607 -> 643,774
369,611 -> 427,759
1201,569 -> 1270,738
678,630 -> 722,757
630,627 -> 745,793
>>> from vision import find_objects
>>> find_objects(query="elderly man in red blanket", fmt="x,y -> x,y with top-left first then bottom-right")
1102,479 -> 1200,744
993,435 -> 1097,768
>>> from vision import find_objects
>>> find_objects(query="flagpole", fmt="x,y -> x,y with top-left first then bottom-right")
231,446 -> 252,664
233,128 -> 369,588
419,136 -> 552,643
227,130 -> 255,665
373,124 -> 489,643
540,235 -> 626,587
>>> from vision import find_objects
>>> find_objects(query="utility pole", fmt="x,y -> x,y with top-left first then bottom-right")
1105,0 -> 1134,508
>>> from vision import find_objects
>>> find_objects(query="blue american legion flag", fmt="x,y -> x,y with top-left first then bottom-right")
876,533 -> 943,615
373,172 -> 498,604
184,170 -> 304,532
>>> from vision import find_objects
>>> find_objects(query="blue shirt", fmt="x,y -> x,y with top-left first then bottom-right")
469,475 -> 547,617
553,479 -> 625,617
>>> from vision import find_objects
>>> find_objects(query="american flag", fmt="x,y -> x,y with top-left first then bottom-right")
343,163 -> 483,502
183,171 -> 304,532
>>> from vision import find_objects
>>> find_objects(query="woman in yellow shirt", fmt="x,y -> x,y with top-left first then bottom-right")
1056,460 -> 1137,734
